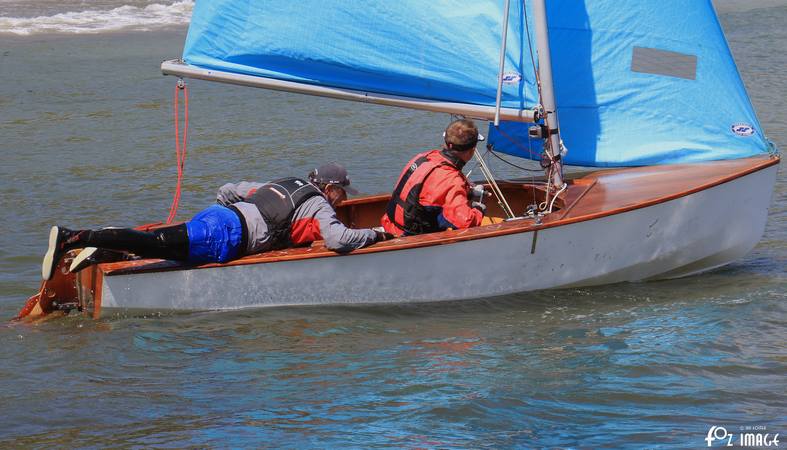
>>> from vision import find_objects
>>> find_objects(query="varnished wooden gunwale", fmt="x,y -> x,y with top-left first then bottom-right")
98,155 -> 779,277
92,269 -> 103,319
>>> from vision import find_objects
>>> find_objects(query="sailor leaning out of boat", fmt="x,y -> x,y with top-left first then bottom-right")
41,163 -> 394,280
381,118 -> 486,236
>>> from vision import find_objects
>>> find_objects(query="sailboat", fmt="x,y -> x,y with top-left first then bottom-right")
18,0 -> 779,320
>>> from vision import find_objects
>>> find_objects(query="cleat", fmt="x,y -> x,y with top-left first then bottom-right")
69,247 -> 135,273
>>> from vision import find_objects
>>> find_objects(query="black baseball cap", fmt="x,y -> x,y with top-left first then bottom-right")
309,162 -> 359,195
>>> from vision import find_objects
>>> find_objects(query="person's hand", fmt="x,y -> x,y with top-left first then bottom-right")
372,227 -> 394,242
471,201 -> 487,214
216,183 -> 243,205
470,184 -> 487,203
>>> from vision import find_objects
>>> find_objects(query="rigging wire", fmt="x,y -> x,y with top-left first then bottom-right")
488,0 -> 542,213
488,127 -> 545,173
456,2 -> 566,219
474,149 -> 515,218
487,147 -> 542,173
450,114 -> 517,218
166,79 -> 189,224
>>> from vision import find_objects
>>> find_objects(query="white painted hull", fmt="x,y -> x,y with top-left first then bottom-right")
99,164 -> 778,311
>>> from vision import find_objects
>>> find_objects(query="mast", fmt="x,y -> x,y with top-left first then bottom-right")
531,0 -> 565,189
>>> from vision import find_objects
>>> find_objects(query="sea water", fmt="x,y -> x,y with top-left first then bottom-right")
0,1 -> 785,448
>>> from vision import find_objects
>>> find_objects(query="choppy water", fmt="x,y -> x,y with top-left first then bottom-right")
1,1 -> 785,448
0,1 -> 193,34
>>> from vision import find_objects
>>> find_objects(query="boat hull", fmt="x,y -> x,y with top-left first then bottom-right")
96,161 -> 778,311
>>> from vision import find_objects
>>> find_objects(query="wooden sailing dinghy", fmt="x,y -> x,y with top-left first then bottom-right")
18,0 -> 779,319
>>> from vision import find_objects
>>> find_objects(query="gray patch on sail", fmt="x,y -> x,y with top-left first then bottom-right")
631,47 -> 697,80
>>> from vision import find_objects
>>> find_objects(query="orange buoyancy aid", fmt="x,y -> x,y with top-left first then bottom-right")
385,150 -> 465,235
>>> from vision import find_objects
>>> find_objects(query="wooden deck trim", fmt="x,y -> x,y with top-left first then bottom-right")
557,179 -> 597,220
92,270 -> 103,319
542,155 -> 779,228
98,155 -> 779,277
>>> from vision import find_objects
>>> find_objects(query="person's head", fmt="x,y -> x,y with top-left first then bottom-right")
308,162 -> 359,206
442,119 -> 485,162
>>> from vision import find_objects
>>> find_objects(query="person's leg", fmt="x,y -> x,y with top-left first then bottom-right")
41,205 -> 243,280
42,224 -> 188,280
79,226 -> 189,260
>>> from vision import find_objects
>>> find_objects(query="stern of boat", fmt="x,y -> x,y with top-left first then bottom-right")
15,250 -> 99,322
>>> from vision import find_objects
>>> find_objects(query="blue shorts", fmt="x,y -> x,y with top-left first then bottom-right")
186,205 -> 244,263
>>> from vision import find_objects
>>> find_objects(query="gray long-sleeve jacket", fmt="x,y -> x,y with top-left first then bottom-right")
217,181 -> 377,254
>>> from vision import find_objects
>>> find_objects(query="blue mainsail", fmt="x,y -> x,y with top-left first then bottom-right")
488,0 -> 771,166
181,0 -> 771,167
183,0 -> 538,111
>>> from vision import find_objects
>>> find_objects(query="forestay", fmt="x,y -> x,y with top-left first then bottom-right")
180,0 -> 540,118
488,0 -> 772,167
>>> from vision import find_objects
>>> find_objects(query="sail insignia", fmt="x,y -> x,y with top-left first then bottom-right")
731,123 -> 755,137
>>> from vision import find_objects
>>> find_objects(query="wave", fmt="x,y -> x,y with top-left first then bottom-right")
0,1 -> 193,36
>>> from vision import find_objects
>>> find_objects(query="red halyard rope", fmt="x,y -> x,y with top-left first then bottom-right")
166,80 -> 189,224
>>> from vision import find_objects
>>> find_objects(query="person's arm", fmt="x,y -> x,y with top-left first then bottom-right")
434,170 -> 483,230
216,181 -> 264,205
311,198 -> 383,252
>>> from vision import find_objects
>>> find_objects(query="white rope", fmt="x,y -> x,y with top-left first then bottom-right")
473,150 -> 515,219
547,180 -> 567,213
